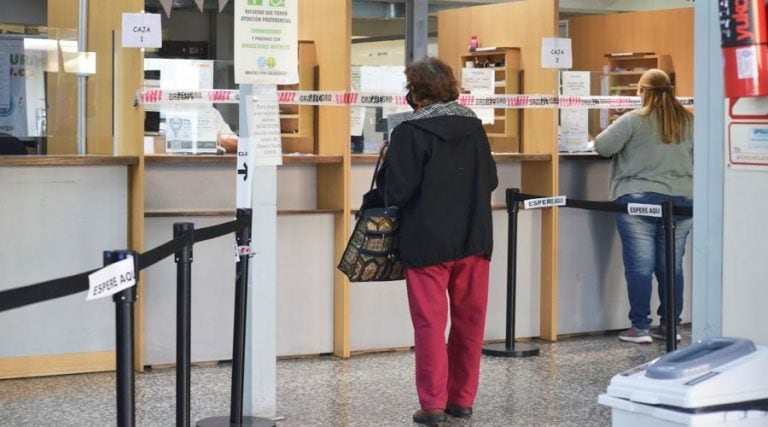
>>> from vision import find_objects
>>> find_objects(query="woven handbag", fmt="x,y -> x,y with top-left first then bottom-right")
337,145 -> 405,282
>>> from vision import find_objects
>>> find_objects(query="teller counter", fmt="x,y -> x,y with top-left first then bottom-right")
557,153 -> 692,334
0,155 -> 136,378
143,154 -> 339,365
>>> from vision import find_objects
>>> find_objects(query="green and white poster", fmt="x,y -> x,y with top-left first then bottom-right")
234,0 -> 298,85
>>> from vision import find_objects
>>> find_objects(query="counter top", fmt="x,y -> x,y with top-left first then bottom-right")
0,155 -> 139,166
352,152 -> 551,164
558,151 -> 606,159
145,154 -> 344,165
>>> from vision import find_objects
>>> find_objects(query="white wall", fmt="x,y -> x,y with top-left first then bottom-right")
722,169 -> 768,345
0,165 -> 128,357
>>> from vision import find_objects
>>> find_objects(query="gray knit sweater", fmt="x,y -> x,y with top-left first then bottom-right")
594,109 -> 693,200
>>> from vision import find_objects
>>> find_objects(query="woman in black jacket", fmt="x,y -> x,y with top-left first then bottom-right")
377,57 -> 498,425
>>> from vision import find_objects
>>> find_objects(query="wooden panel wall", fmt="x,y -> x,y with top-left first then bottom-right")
438,0 -> 560,340
48,0 -> 145,369
48,0 -> 143,154
298,0 -> 352,357
569,8 -> 694,96
438,0 -> 559,153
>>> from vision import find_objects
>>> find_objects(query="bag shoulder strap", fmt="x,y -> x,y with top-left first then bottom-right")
369,142 -> 388,191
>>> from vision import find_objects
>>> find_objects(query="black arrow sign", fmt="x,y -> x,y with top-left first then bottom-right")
238,163 -> 248,181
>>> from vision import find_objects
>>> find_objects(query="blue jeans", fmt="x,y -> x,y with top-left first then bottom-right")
615,192 -> 692,330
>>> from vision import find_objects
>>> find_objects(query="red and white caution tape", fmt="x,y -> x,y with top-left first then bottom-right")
137,89 -> 693,109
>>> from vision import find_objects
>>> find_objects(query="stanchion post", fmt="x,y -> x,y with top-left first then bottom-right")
197,209 -> 274,427
482,188 -> 539,357
662,200 -> 677,353
230,209 -> 251,425
107,250 -> 138,427
174,222 -> 194,427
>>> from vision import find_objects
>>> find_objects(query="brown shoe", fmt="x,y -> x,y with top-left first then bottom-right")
445,404 -> 473,418
412,409 -> 446,425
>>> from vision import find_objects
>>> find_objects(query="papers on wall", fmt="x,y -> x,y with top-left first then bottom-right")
350,66 -> 365,136
351,108 -> 366,137
164,106 -> 219,154
144,58 -> 214,90
600,66 -> 610,129
234,0 -> 298,85
249,86 -> 283,166
360,65 -> 409,116
462,68 -> 495,125
143,58 -> 214,115
559,71 -> 591,152
354,65 -> 410,151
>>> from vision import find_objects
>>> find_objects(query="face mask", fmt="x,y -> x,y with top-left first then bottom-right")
406,90 -> 418,110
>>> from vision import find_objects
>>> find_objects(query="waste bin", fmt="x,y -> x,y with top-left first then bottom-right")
598,337 -> 768,426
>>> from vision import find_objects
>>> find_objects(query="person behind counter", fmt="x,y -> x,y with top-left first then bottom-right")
0,133 -> 28,155
211,107 -> 238,153
594,68 -> 693,344
376,57 -> 498,425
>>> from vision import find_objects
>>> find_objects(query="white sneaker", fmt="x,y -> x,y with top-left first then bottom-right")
618,327 -> 652,344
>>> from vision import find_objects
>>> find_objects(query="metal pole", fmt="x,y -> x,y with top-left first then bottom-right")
230,209 -> 251,424
107,250 -> 137,427
662,200 -> 677,352
197,209 -> 273,427
77,0 -> 88,154
483,188 -> 539,357
174,223 -> 194,427
405,0 -> 428,64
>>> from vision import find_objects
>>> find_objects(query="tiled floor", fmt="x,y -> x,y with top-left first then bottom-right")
0,330 -> 686,426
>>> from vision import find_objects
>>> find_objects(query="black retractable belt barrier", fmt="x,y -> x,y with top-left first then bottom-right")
0,213 -> 255,426
107,250 -> 138,427
495,190 -> 692,354
174,223 -> 194,427
662,200 -> 678,353
198,209 -> 275,427
482,188 -> 540,358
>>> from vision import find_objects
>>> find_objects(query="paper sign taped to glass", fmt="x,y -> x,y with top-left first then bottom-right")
165,108 -> 218,154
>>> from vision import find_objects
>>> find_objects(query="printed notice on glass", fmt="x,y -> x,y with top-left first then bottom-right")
462,68 -> 495,125
249,85 -> 282,166
234,0 -> 298,85
559,71 -> 590,152
165,111 -> 198,153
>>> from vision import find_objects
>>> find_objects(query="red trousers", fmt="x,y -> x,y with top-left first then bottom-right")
405,254 -> 490,410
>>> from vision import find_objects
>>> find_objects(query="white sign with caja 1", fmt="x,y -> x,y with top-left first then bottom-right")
121,13 -> 162,48
86,255 -> 136,301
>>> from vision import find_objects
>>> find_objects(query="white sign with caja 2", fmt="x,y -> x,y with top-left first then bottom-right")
86,255 -> 136,301
541,37 -> 572,69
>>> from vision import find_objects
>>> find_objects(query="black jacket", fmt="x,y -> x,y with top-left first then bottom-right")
376,115 -> 498,268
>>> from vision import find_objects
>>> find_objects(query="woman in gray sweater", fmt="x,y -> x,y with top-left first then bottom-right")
595,68 -> 693,344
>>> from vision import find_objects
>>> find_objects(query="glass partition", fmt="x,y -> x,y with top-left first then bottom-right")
0,25 -> 118,155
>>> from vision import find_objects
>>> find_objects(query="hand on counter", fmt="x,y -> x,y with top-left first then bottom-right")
217,133 -> 238,154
